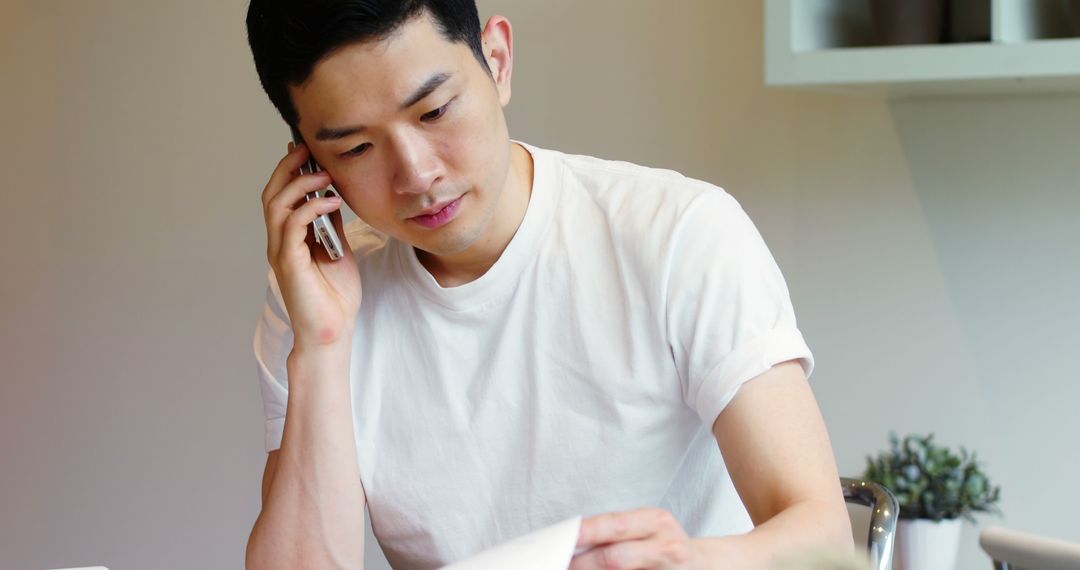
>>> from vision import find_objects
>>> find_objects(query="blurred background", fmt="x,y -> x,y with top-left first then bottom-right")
2,1 -> 1078,568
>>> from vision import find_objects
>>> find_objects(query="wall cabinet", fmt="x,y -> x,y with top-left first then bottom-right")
765,0 -> 1080,97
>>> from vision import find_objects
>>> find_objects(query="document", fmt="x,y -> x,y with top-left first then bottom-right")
440,516 -> 583,570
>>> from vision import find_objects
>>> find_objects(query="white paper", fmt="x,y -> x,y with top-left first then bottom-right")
440,516 -> 583,570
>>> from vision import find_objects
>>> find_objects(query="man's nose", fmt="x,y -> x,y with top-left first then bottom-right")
390,133 -> 443,195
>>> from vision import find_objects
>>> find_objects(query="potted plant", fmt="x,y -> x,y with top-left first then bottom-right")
862,433 -> 1001,570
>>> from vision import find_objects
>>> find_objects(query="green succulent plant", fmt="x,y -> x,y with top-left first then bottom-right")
862,432 -> 1001,522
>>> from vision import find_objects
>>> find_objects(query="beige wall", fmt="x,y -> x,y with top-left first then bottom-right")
2,1 -> 1077,569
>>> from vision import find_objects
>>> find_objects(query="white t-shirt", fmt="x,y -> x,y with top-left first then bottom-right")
253,141 -> 813,570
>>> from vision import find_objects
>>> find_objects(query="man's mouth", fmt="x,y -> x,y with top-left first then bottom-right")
408,195 -> 464,229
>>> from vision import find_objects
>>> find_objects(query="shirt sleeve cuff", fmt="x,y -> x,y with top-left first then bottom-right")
692,327 -> 814,427
265,417 -> 286,453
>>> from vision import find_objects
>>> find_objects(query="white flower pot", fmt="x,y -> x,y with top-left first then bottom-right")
894,518 -> 963,570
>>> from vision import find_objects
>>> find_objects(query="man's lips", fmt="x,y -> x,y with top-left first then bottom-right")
407,195 -> 464,229
410,197 -> 460,218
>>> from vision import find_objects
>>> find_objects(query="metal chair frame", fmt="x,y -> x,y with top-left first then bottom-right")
842,477 -> 899,570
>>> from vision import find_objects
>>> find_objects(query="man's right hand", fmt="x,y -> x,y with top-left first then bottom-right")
249,143 -> 366,567
261,141 -> 361,351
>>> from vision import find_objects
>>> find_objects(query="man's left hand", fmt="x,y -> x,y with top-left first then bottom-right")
569,508 -> 702,570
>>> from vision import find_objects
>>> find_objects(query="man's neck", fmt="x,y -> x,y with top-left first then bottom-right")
415,142 -> 534,288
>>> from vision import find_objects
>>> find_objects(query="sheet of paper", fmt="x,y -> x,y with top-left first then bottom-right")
440,516 -> 583,570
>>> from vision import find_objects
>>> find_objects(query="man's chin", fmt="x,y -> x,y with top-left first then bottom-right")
409,226 -> 481,258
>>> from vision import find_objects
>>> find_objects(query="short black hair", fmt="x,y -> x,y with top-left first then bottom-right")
246,0 -> 490,132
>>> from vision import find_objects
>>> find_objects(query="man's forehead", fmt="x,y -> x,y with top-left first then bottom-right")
291,10 -> 479,130
314,18 -> 469,88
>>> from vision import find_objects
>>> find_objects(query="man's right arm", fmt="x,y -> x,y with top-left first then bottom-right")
246,340 -> 365,569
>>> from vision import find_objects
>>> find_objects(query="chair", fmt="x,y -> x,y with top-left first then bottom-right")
842,477 -> 898,570
980,526 -> 1080,570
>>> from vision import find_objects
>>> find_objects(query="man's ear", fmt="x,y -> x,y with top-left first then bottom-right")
480,15 -> 513,106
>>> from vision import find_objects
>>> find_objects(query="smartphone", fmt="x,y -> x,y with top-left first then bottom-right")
290,126 -> 345,261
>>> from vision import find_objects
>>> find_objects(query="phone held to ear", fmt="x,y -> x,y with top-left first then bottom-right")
291,127 -> 345,262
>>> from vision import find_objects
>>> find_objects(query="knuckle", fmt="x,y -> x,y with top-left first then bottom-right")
261,177 -> 275,198
264,193 -> 283,216
262,174 -> 283,202
612,515 -> 629,539
598,547 -> 621,570
285,208 -> 304,226
661,540 -> 688,564
276,152 -> 293,169
654,508 -> 675,527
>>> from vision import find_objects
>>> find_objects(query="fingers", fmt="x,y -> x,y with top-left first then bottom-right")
265,168 -> 331,229
574,511 -> 691,570
261,141 -> 318,208
263,143 -> 333,262
577,508 -> 673,547
569,538 -> 691,570
279,194 -> 344,264
571,509 -> 693,570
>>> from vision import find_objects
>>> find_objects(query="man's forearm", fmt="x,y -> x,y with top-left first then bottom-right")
247,340 -> 365,569
692,499 -> 853,569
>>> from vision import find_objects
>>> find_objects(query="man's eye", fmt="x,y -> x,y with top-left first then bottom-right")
343,143 -> 370,157
421,101 -> 451,122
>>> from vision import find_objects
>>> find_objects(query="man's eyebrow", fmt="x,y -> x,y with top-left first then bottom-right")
399,71 -> 452,111
314,72 -> 453,142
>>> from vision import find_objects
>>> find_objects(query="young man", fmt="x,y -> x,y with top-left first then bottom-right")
245,1 -> 852,569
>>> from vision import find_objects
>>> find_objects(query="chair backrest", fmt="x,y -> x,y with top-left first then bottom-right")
980,526 -> 1080,570
842,477 -> 898,570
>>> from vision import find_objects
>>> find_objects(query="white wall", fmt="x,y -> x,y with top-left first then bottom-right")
1,1 -> 1076,569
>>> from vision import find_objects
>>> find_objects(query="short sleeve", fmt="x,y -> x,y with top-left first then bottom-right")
253,268 -> 293,452
664,188 -> 813,427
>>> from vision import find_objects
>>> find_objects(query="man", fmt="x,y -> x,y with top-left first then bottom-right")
245,1 -> 852,569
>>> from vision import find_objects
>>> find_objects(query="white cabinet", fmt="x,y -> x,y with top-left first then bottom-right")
765,0 -> 1080,97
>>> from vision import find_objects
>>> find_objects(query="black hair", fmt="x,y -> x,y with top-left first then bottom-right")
246,0 -> 490,131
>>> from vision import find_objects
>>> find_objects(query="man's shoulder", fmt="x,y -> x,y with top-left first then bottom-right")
536,143 -> 743,237
533,144 -> 753,278
541,144 -> 722,203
